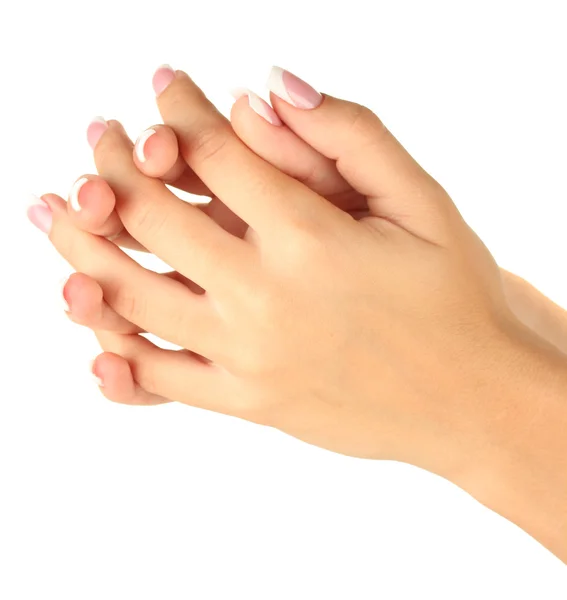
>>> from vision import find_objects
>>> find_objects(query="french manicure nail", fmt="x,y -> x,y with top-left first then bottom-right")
60,275 -> 71,312
135,128 -> 157,163
87,116 -> 108,150
89,359 -> 104,387
267,66 -> 322,109
69,177 -> 89,212
152,64 -> 176,97
230,87 -> 283,126
27,194 -> 52,234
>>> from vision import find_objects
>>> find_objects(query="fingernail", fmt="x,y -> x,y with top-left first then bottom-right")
60,275 -> 71,312
267,66 -> 322,109
89,359 -> 104,387
230,88 -> 283,126
87,116 -> 108,150
152,64 -> 176,97
69,177 -> 89,212
135,128 -> 157,163
27,194 -> 53,234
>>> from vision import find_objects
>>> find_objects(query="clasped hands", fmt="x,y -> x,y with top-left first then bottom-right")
28,65 -> 547,485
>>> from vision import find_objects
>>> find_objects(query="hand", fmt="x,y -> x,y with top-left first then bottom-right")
28,65 -> 537,464
30,66 -> 567,560
60,76 -> 567,363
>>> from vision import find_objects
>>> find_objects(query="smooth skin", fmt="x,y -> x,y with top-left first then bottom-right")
32,67 -> 567,562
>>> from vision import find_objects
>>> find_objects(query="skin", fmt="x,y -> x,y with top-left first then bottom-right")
36,69 -> 567,562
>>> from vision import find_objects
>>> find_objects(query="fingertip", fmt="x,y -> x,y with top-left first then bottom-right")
67,175 -> 115,221
89,356 -> 105,387
90,352 -> 170,405
91,352 -> 136,401
93,351 -> 134,392
68,176 -> 90,213
63,272 -> 104,321
65,176 -> 125,240
133,124 -> 179,178
134,128 -> 158,163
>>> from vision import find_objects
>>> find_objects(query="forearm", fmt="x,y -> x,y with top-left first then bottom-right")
502,268 -> 567,355
455,325 -> 567,562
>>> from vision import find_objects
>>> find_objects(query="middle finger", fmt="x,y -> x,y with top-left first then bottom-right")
92,119 -> 255,294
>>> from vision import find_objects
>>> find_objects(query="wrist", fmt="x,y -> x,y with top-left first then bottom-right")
452,322 -> 567,561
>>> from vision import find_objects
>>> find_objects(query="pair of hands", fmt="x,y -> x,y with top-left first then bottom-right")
28,65 -> 554,483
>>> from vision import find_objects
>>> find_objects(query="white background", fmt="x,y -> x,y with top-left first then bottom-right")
1,0 -> 566,597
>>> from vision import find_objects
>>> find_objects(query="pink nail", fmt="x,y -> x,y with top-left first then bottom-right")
87,116 -> 108,150
152,64 -> 176,97
267,66 -> 322,109
27,195 -> 52,234
230,88 -> 283,126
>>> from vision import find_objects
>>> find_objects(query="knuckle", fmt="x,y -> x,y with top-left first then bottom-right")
346,102 -> 386,138
111,284 -> 148,325
282,226 -> 328,267
128,196 -> 169,239
183,123 -> 231,165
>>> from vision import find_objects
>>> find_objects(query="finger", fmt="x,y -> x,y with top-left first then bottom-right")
132,124 -> 211,196
230,89 -> 365,213
66,174 -> 148,251
65,172 -> 230,253
90,351 -> 171,405
266,66 -> 459,240
35,193 -> 221,359
152,66 -> 339,237
62,271 -> 204,335
94,330 -> 229,414
132,125 -> 249,238
91,118 -> 255,293
62,272 -> 143,334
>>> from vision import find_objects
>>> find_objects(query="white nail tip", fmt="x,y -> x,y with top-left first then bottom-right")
229,88 -> 277,125
89,360 -> 104,387
157,64 -> 174,72
59,276 -> 71,312
90,116 -> 107,126
135,128 -> 157,163
267,66 -> 294,105
69,177 -> 89,212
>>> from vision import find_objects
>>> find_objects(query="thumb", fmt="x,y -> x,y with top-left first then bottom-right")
266,66 -> 460,241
